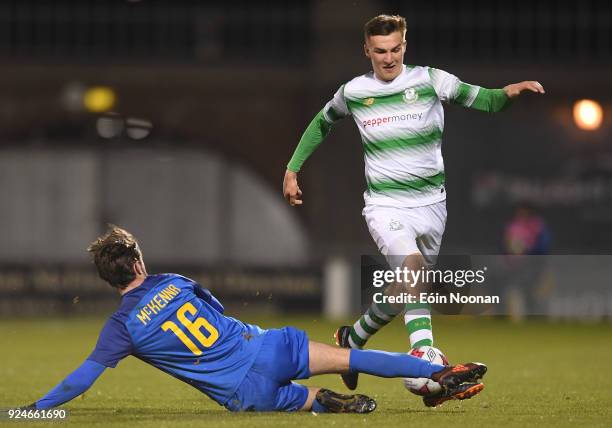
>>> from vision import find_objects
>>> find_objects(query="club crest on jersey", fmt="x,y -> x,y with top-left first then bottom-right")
363,97 -> 375,106
403,87 -> 418,103
389,219 -> 404,231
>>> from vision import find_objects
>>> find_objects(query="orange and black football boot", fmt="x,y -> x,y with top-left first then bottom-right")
423,382 -> 485,407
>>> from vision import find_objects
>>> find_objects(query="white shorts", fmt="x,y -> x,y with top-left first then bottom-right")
363,201 -> 447,269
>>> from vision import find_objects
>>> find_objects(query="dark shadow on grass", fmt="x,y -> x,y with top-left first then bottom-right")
68,405 -> 468,419
72,407 -> 228,418
71,407 -> 316,419
381,408 -> 467,415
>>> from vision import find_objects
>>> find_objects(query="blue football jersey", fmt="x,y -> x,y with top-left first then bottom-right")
87,274 -> 267,405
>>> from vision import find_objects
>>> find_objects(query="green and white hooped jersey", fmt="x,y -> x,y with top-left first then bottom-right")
323,65 -> 479,208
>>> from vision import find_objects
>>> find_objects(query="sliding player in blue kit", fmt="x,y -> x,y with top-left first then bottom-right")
23,226 -> 487,413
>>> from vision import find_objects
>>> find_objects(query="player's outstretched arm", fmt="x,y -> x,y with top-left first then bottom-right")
31,360 -> 106,409
429,68 -> 544,113
481,80 -> 544,111
454,80 -> 544,113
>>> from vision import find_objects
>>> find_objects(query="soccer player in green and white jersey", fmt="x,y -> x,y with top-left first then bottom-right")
282,14 -> 544,400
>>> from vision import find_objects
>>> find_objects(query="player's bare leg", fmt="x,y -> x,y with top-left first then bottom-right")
309,341 -> 351,375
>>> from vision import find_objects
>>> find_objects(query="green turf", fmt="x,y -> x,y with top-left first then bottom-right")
1,315 -> 611,427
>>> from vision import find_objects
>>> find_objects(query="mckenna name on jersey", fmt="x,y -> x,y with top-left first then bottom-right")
135,284 -> 181,325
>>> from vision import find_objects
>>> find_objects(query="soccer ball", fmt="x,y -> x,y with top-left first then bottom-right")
402,346 -> 449,396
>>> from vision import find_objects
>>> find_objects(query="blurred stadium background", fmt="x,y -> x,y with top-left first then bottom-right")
1,2 -> 612,425
0,0 -> 611,321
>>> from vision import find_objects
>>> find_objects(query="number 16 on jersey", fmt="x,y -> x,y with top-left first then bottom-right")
161,302 -> 219,355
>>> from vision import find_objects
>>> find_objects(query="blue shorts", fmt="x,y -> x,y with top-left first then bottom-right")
224,326 -> 310,412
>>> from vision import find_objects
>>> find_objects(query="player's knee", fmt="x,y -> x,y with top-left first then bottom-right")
401,252 -> 427,270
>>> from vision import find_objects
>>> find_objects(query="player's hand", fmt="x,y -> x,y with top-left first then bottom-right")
283,170 -> 303,206
503,81 -> 545,98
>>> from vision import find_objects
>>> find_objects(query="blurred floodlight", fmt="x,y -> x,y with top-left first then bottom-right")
573,99 -> 603,131
126,117 -> 153,140
84,86 -> 116,113
96,112 -> 124,139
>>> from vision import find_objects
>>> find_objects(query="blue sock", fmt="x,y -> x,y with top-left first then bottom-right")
311,397 -> 328,413
349,349 -> 445,378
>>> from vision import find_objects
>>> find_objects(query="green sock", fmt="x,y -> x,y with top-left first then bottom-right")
348,302 -> 397,348
403,302 -> 433,349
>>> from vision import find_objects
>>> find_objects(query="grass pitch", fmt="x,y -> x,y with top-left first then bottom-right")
1,315 -> 611,427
